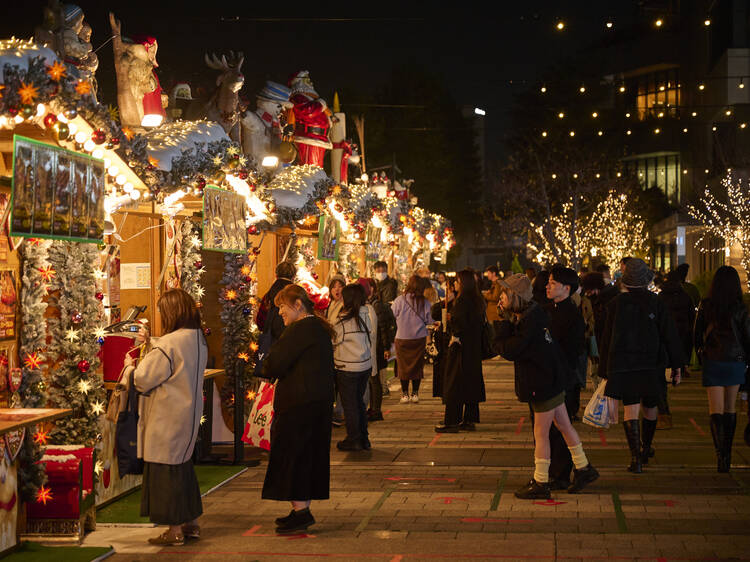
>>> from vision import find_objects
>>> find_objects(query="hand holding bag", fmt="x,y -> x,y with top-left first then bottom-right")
115,369 -> 144,476
241,381 -> 275,451
583,379 -> 610,429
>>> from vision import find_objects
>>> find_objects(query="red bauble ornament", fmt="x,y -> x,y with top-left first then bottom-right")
43,113 -> 57,128
95,291 -> 104,301
91,129 -> 106,145
238,170 -> 248,180
247,225 -> 258,235
203,327 -> 212,336
7,106 -> 19,117
312,272 -> 319,280
334,203 -> 343,212
110,137 -> 120,146
252,247 -> 261,256
194,261 -> 203,270
196,176 -> 206,190
77,360 -> 90,373
71,311 -> 83,324
249,184 -> 256,192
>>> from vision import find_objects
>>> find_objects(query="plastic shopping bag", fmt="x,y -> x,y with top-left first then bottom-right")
241,381 -> 275,451
583,379 -> 610,429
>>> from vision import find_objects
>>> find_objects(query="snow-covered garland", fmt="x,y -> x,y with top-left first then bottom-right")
178,220 -> 206,304
16,239 -> 51,502
46,242 -> 106,448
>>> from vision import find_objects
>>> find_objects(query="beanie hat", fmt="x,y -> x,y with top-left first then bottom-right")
63,4 -> 83,24
498,273 -> 533,302
622,258 -> 653,288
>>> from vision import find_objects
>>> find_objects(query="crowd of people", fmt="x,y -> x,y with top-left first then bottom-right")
125,256 -> 750,542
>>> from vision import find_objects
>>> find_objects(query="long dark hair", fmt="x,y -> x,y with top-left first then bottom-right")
457,268 -> 485,314
274,284 -> 336,339
706,266 -> 744,326
341,283 -> 369,333
404,274 -> 428,309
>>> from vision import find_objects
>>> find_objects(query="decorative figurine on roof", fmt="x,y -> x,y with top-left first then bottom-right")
35,2 -> 98,93
241,80 -> 291,163
203,51 -> 245,144
109,12 -> 167,128
287,71 -> 332,167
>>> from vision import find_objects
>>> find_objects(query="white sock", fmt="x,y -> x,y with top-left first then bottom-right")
534,458 -> 551,483
568,443 -> 589,470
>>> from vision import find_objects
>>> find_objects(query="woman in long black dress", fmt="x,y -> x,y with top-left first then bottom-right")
261,284 -> 336,533
435,269 -> 486,432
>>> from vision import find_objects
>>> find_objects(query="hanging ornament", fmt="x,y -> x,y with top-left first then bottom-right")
43,113 -> 57,128
95,291 -> 104,301
193,260 -> 202,270
110,137 -> 120,146
228,159 -> 240,169
213,170 -> 226,183
238,170 -> 248,180
7,106 -> 19,117
64,108 -> 78,120
203,327 -> 212,336
53,122 -> 69,141
335,203 -> 343,212
77,359 -> 90,373
247,225 -> 258,235
91,129 -> 106,145
196,176 -> 206,190
242,306 -> 251,316
71,311 -> 83,324
249,183 -> 256,192
20,105 -> 34,119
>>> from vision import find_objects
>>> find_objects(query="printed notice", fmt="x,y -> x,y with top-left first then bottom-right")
121,263 -> 151,289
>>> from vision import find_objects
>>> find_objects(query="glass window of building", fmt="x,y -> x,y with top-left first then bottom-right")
624,152 -> 681,204
635,68 -> 680,120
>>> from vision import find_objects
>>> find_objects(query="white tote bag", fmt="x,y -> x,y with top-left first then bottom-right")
583,379 -> 610,429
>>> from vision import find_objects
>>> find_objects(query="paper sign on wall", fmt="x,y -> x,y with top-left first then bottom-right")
121,263 -> 151,289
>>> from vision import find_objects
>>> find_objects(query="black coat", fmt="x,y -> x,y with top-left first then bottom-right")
372,297 -> 397,370
263,316 -> 335,414
258,278 -> 292,342
492,303 -> 566,403
376,276 -> 398,305
657,280 -> 695,361
598,290 -> 685,389
544,297 -> 585,388
694,299 -> 750,363
443,295 -> 486,404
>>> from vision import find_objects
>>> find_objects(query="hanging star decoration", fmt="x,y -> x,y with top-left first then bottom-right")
226,145 -> 239,156
190,235 -> 202,248
212,154 -> 223,166
33,430 -> 49,445
225,289 -> 237,300
239,155 -> 248,167
18,81 -> 40,104
148,155 -> 160,167
75,80 -> 92,95
91,401 -> 105,416
94,326 -> 107,343
46,61 -> 67,81
77,379 -> 92,395
195,286 -> 206,299
200,415 -> 207,425
107,104 -> 119,122
240,265 -> 252,276
249,341 -> 259,352
38,265 -> 56,282
24,352 -> 42,370
94,460 -> 104,475
36,486 -> 53,505
237,352 -> 250,362
65,328 -> 80,343
121,126 -> 135,140
246,389 -> 256,401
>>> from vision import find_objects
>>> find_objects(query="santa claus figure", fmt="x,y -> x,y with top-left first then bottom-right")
288,71 -> 332,167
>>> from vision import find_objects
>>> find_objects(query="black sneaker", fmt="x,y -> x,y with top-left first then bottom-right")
275,509 -> 295,526
275,508 -> 315,534
514,479 -> 551,500
368,411 -> 384,422
361,437 -> 372,450
336,439 -> 363,451
548,479 -> 571,491
459,422 -> 476,431
567,464 -> 600,493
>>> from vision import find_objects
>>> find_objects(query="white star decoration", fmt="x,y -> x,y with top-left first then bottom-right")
65,328 -> 80,342
195,286 -> 206,299
91,401 -> 105,416
77,379 -> 92,395
226,145 -> 239,156
94,460 -> 104,475
94,326 -> 107,341
212,155 -> 223,166
200,415 -> 206,425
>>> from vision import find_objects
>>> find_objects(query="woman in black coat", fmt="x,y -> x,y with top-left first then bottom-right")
694,266 -> 750,472
261,284 -> 336,534
493,273 -> 598,500
435,269 -> 486,433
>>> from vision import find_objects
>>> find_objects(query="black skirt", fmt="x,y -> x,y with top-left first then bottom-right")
140,459 -> 203,525
262,400 -> 332,501
605,369 -> 661,400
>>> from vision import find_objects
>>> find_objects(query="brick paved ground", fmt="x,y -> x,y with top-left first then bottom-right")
90,358 -> 750,561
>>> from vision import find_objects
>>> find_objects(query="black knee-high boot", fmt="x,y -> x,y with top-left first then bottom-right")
623,420 -> 642,473
721,413 -> 737,473
709,413 -> 725,473
640,418 -> 657,464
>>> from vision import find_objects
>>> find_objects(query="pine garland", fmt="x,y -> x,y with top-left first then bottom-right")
178,220 -> 206,303
16,239 -> 51,503
46,242 -> 106,447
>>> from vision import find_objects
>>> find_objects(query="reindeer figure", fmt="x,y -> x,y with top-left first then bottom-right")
204,51 -> 245,143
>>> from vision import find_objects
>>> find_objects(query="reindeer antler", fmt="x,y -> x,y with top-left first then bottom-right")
225,50 -> 245,70
204,52 -> 229,71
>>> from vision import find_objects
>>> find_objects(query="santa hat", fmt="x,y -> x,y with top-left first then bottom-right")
287,70 -> 309,88
130,35 -> 158,50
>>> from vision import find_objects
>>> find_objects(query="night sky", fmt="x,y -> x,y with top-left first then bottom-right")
2,1 -> 642,163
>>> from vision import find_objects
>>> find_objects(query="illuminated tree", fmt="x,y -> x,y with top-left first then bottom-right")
583,191 -> 649,268
688,175 -> 750,287
528,200 -> 591,267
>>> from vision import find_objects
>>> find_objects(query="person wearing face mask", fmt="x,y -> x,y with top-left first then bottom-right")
373,261 -> 398,305
326,274 -> 347,426
261,284 -> 336,534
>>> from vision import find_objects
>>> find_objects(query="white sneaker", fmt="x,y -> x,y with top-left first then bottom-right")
399,394 -> 410,404
410,394 -> 419,403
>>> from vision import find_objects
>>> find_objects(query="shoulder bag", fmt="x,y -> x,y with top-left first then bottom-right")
115,369 -> 144,476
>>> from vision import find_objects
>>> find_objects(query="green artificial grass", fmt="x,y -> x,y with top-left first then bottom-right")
96,464 -> 245,524
5,542 -> 112,562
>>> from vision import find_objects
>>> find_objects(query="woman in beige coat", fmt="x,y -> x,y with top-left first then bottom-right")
124,288 -> 208,546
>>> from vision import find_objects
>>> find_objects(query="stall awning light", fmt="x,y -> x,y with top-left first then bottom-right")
474,108 -> 486,116
141,114 -> 164,128
262,155 -> 279,168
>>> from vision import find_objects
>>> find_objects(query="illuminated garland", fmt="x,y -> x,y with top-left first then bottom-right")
582,191 -> 648,267
688,175 -> 750,288
178,220 -> 206,303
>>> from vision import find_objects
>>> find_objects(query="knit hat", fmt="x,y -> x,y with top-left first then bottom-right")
498,273 -> 533,302
63,4 -> 83,24
257,81 -> 291,104
621,258 -> 653,288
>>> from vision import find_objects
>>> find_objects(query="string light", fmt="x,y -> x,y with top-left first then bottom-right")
704,18 -> 711,26
540,86 -> 547,93
619,85 -> 626,93
558,112 -> 565,119
582,191 -> 648,268
591,112 -> 598,118
579,85 -> 586,93
541,131 -> 547,137
556,20 -> 565,31
699,83 -> 705,90
655,18 -> 663,27
606,20 -> 613,29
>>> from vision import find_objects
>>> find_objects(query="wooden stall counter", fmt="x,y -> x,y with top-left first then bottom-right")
0,408 -> 71,435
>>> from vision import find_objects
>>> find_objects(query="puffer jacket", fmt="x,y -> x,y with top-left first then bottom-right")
694,299 -> 750,363
333,307 -> 375,372
492,302 -> 566,403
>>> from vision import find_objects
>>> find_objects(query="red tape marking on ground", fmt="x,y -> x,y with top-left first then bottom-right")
160,551 -> 720,559
598,429 -> 607,446
428,433 -> 442,447
435,496 -> 467,504
242,524 -> 315,539
663,500 -> 677,507
383,410 -> 392,416
462,517 -> 535,523
384,476 -> 457,482
689,418 -> 706,436
390,556 -> 403,562
532,499 -> 567,506
514,417 -> 525,434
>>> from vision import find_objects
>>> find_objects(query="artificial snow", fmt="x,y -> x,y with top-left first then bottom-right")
0,38 -> 58,84
143,120 -> 229,172
267,165 -> 328,210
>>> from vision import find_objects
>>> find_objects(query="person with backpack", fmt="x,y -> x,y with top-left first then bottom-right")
694,266 -> 750,472
435,269 -> 487,432
332,284 -> 376,451
599,258 -> 685,473
493,273 -> 599,499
